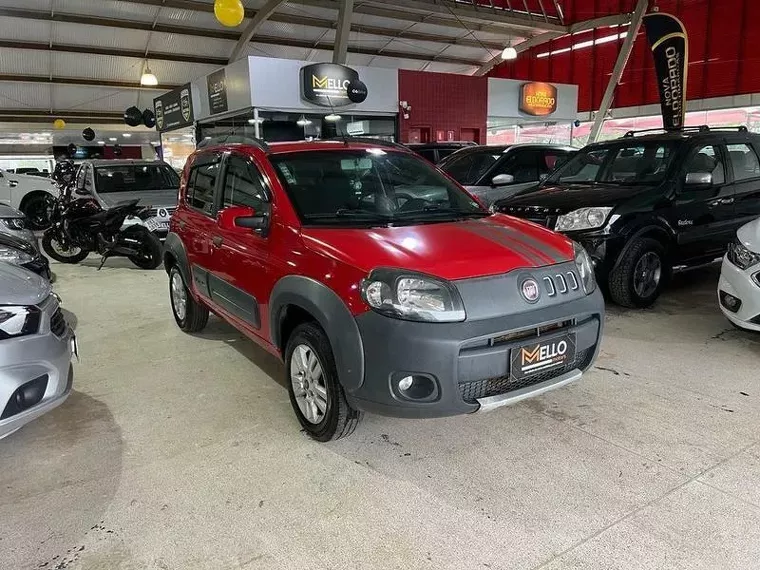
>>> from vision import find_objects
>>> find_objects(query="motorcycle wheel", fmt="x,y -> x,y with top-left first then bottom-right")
41,229 -> 89,264
125,226 -> 163,270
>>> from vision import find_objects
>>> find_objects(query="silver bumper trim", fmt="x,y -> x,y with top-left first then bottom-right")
475,369 -> 582,413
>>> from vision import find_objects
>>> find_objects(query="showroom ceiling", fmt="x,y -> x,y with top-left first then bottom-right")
0,0 -> 630,122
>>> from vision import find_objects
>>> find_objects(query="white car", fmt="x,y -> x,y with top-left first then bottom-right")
718,217 -> 760,330
0,168 -> 58,230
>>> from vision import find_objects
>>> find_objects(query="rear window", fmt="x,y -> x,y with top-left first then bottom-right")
441,149 -> 504,185
94,164 -> 180,193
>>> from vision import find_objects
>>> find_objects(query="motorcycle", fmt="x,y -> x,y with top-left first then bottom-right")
42,162 -> 163,270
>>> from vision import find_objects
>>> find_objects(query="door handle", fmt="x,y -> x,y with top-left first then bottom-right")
709,198 -> 734,207
211,235 -> 223,247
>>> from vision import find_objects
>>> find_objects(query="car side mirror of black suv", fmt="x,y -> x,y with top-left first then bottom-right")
684,172 -> 713,187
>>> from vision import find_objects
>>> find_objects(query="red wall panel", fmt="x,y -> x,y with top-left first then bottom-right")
489,0 -> 757,113
398,70 -> 488,144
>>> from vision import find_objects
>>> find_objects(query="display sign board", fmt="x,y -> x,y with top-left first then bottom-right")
300,63 -> 360,107
643,13 -> 688,130
207,69 -> 229,115
154,83 -> 194,132
519,82 -> 559,117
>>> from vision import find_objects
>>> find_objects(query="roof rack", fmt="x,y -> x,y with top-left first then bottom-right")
197,135 -> 270,152
321,136 -> 409,151
622,125 -> 749,138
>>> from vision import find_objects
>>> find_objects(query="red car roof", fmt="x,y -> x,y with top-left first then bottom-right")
267,140 -> 407,154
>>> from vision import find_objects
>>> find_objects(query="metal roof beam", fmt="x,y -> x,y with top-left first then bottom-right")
228,0 -> 288,63
332,0 -> 354,64
0,74 -> 177,91
0,6 -> 505,52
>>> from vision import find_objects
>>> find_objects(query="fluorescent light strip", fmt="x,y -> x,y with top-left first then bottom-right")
536,31 -> 628,59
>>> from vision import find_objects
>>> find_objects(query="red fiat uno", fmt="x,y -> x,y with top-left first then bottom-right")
164,137 -> 604,441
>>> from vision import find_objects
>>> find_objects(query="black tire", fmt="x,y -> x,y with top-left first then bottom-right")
168,265 -> 209,333
20,192 -> 55,230
125,226 -> 163,270
285,322 -> 362,441
41,229 -> 90,264
608,237 -> 669,308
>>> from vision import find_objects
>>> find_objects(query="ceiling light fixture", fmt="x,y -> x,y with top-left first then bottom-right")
122,133 -> 132,138
297,115 -> 312,127
109,137 -> 118,142
501,42 -> 518,61
140,64 -> 159,87
97,141 -> 106,145
325,113 -> 341,122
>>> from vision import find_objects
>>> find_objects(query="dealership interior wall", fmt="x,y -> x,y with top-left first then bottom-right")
3,1 -> 760,569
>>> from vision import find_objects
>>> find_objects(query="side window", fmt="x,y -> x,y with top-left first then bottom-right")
222,155 -> 268,211
685,145 -> 725,185
540,151 -> 571,175
76,165 -> 87,191
187,161 -> 220,215
495,150 -> 540,183
727,143 -> 760,181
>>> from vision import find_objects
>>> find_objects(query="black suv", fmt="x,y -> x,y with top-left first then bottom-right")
493,126 -> 760,308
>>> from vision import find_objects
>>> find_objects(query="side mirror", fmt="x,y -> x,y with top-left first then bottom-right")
491,173 -> 515,187
685,172 -> 713,186
218,205 -> 269,233
8,180 -> 18,188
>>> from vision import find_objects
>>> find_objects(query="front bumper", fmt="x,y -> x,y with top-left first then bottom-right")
718,255 -> 760,331
346,285 -> 604,419
0,298 -> 75,439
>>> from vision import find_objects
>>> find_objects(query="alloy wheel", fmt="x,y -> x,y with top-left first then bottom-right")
290,344 -> 328,425
633,251 -> 662,299
170,270 -> 187,321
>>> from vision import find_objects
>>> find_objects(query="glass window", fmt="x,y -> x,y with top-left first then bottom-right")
727,144 -> 760,181
94,164 -> 180,193
540,151 -> 574,174
188,162 -> 219,215
493,150 -> 540,183
547,143 -> 677,186
441,149 -> 505,185
271,150 -> 487,226
686,145 -> 725,184
76,165 -> 87,191
222,155 -> 268,210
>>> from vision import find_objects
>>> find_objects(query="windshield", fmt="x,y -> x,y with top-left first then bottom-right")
271,150 -> 487,227
546,142 -> 678,186
440,148 -> 506,185
94,164 -> 180,193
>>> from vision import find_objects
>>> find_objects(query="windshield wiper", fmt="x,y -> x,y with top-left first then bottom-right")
395,206 -> 489,219
305,209 -> 393,222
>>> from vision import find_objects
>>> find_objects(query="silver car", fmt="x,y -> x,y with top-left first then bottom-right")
0,263 -> 75,439
439,144 -> 576,207
0,204 -> 36,246
73,159 -> 179,237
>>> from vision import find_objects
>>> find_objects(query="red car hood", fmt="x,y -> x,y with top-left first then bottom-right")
301,215 -> 573,281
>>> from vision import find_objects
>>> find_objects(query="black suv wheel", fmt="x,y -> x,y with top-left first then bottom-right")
285,322 -> 362,441
609,238 -> 669,308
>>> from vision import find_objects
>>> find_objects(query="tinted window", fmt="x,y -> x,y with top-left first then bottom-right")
187,162 -> 220,215
94,164 -> 179,193
416,149 -> 438,163
271,150 -> 486,226
222,155 -> 268,210
540,151 -> 573,174
442,149 -> 504,185
727,144 -> 760,181
686,145 -> 725,185
547,143 -> 677,185
492,150 -> 540,183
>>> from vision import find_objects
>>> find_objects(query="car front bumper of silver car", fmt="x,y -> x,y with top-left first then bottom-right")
0,295 -> 75,439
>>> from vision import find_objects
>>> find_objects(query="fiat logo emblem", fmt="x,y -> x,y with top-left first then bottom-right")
521,278 -> 540,303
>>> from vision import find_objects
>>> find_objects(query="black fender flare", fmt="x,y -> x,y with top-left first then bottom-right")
270,275 -> 364,393
611,222 -> 675,273
163,232 -> 191,284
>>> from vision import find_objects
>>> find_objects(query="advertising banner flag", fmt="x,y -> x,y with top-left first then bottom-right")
643,13 -> 688,130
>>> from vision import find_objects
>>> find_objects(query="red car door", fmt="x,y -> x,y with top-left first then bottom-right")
174,153 -> 222,301
205,151 -> 273,343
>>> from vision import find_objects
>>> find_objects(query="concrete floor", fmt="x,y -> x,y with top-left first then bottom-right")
2,259 -> 760,570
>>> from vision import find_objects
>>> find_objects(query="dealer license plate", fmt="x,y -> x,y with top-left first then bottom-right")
144,217 -> 167,232
510,333 -> 576,380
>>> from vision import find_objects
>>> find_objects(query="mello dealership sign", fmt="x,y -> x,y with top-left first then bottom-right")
300,63 -> 368,107
519,82 -> 558,117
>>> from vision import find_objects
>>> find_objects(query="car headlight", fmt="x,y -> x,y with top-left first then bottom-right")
573,243 -> 596,294
0,305 -> 41,339
727,239 -> 760,270
0,218 -> 26,230
361,269 -> 466,322
556,207 -> 614,232
0,245 -> 34,266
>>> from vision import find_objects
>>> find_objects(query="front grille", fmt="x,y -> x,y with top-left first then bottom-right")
543,271 -> 580,297
148,206 -> 176,218
50,308 -> 67,337
506,206 -> 561,229
459,347 -> 594,404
